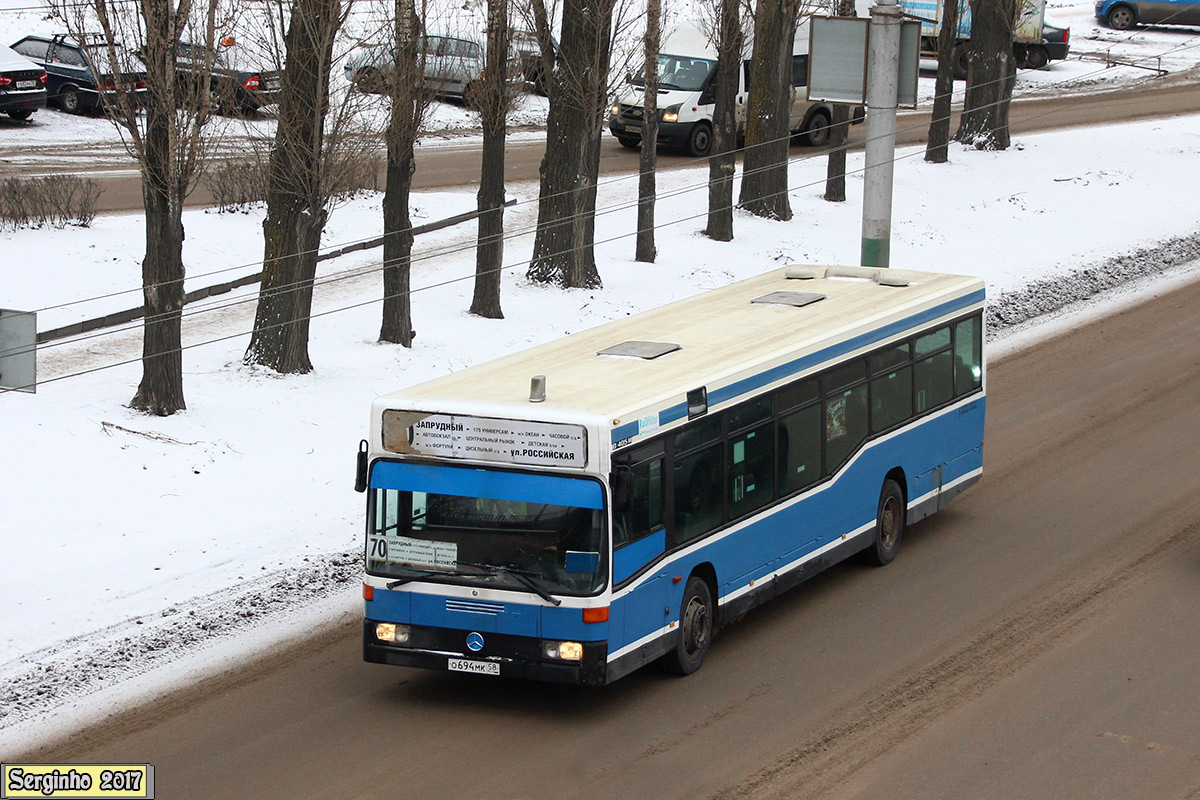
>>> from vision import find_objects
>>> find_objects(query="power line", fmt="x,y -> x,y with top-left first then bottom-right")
14,17 -> 1189,320
2,30 -> 1197,379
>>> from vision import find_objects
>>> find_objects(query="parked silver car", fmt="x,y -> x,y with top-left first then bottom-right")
344,34 -> 485,100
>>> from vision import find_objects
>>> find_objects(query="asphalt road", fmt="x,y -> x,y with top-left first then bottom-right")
20,273 -> 1200,799
5,67 -> 1200,213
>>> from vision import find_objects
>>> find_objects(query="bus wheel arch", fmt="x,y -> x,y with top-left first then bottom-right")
662,565 -> 717,675
861,473 -> 906,567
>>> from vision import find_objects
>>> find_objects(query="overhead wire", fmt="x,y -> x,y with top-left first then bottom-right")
2,23 -> 1198,382
15,7 -> 1194,320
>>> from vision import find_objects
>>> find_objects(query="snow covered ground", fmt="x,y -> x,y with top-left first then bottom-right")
2,0 -> 1200,757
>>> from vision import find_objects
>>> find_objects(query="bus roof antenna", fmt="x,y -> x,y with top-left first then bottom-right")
530,375 -> 546,403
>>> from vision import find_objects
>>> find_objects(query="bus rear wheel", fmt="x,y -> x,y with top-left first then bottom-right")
862,478 -> 905,566
662,576 -> 713,675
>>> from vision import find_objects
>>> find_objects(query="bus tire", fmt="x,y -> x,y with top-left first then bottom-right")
662,575 -> 713,675
862,478 -> 905,566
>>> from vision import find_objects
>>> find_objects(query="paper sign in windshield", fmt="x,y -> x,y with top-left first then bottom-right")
369,534 -> 458,568
383,411 -> 587,468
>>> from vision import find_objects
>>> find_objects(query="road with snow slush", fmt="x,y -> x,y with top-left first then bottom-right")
20,269 -> 1200,799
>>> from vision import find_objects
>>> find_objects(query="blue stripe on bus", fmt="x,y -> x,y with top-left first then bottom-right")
370,395 -> 986,664
613,528 -> 666,584
369,461 -> 604,509
611,289 -> 986,444
609,396 -> 985,656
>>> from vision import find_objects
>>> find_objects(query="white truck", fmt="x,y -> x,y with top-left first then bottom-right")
900,0 -> 1053,78
607,23 -> 861,158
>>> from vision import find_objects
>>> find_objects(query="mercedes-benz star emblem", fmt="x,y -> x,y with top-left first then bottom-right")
466,632 -> 485,652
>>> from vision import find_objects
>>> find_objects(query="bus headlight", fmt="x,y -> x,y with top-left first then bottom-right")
543,640 -> 583,661
376,622 -> 411,645
661,104 -> 681,123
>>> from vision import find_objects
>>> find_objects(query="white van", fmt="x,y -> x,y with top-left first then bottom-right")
608,24 -> 862,157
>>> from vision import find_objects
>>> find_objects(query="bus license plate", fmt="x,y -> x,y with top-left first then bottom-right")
625,124 -> 641,135
448,658 -> 499,676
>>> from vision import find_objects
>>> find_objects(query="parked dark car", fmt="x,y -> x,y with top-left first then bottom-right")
10,34 -> 146,114
1039,22 -> 1071,65
509,29 -> 555,95
164,39 -> 282,115
0,43 -> 47,120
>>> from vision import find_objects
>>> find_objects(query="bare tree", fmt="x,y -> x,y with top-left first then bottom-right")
633,0 -> 660,263
822,0 -> 857,202
377,0 -> 436,345
524,0 -> 617,288
470,0 -> 517,318
925,0 -> 963,162
244,0 -> 355,372
954,0 -> 1016,149
738,0 -> 798,220
55,0 -> 228,414
700,0 -> 745,240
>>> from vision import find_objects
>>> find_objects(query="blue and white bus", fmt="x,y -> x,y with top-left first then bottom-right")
355,266 -> 985,684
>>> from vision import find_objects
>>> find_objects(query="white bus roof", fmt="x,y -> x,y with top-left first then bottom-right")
379,266 -> 985,447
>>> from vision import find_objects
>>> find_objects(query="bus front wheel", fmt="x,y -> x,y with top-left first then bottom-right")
862,479 -> 905,566
663,576 -> 713,675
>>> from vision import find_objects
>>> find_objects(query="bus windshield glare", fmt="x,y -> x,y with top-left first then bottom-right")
367,484 -> 606,596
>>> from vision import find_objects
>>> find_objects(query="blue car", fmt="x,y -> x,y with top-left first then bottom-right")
10,34 -> 146,114
1096,0 -> 1200,29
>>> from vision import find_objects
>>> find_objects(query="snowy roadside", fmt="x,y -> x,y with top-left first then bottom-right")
4,107 -> 1200,755
5,231 -> 1200,756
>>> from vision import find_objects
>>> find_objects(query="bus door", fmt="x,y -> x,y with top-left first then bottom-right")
611,444 -> 671,665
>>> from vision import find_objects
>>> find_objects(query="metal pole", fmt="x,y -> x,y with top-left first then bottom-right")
860,0 -> 901,267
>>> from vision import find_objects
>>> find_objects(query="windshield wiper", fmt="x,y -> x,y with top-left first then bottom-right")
385,568 -> 472,589
459,560 -> 562,606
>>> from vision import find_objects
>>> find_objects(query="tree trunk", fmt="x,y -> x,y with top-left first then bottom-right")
380,0 -> 424,344
470,0 -> 509,319
954,0 -> 1015,150
526,0 -> 612,288
705,0 -> 742,241
381,150 -> 417,342
926,0 -> 962,162
245,0 -> 338,372
822,0 -> 857,202
119,0 -> 195,415
634,0 -> 660,263
739,0 -> 795,221
822,104 -> 852,202
132,163 -> 186,414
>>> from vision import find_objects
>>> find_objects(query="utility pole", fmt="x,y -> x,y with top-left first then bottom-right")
860,0 -> 902,267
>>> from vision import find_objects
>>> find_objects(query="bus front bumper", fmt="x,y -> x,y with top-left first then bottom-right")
363,620 -> 609,685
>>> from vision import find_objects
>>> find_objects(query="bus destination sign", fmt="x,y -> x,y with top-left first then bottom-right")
382,411 -> 587,467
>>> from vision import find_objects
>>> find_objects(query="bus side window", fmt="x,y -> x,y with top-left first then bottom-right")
914,326 -> 953,412
825,382 -> 868,472
954,315 -> 983,395
871,367 -> 913,433
779,402 -> 821,494
729,422 -> 773,519
674,445 -> 722,544
613,448 -> 664,548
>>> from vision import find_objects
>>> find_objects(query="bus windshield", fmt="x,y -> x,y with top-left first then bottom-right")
366,465 -> 607,596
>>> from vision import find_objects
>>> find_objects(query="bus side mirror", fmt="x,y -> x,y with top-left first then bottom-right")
611,466 -> 633,513
354,439 -> 368,493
